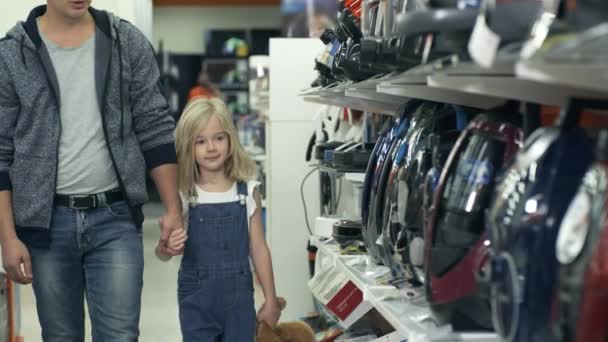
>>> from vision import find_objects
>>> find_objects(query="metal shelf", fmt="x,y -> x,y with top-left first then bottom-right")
516,60 -> 608,98
310,236 -> 500,342
377,82 -> 504,110
427,62 -> 606,107
318,164 -> 367,175
300,59 -> 608,116
219,83 -> 249,91
303,94 -> 403,116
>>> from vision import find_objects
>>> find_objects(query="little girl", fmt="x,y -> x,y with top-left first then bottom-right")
158,97 -> 280,341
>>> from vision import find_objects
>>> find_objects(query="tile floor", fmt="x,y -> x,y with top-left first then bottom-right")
18,202 -> 264,342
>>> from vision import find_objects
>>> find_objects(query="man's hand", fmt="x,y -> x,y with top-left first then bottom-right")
155,228 -> 187,261
157,214 -> 184,256
1,237 -> 33,284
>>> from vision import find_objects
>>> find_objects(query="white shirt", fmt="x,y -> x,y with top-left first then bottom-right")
181,180 -> 261,230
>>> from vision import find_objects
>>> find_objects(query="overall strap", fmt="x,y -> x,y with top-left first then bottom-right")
237,181 -> 248,206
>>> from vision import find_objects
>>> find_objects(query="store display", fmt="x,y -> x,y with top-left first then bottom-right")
359,0 -> 424,72
313,29 -> 344,87
426,107 -> 523,330
553,131 -> 608,342
381,104 -> 470,286
485,100 -> 595,342
334,10 -> 378,81
361,102 -> 417,265
298,0 -> 608,340
363,100 -> 425,265
332,220 -> 365,249
332,143 -> 377,170
249,55 -> 270,113
394,3 -> 479,66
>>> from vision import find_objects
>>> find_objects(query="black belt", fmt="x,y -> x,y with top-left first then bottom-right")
55,189 -> 124,209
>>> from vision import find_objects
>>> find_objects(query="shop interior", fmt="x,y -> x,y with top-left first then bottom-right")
1,0 -> 608,341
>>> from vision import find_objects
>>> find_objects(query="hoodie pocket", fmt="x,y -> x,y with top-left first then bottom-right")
9,155 -> 56,228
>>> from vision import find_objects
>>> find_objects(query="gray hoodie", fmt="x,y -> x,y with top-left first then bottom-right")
0,6 -> 176,247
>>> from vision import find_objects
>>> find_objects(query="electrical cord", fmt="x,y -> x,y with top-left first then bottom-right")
301,166 -> 321,235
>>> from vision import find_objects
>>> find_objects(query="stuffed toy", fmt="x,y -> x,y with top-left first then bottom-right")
256,297 -> 317,342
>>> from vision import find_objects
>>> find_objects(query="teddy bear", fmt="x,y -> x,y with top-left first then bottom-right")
256,297 -> 317,342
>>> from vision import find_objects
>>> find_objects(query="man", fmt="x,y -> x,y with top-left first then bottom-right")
0,1 -> 183,341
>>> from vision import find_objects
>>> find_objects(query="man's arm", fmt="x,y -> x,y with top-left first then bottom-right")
0,191 -> 32,284
0,53 -> 32,284
123,23 -> 184,253
150,164 -> 184,256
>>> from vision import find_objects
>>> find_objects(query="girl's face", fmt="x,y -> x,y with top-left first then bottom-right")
194,115 -> 230,175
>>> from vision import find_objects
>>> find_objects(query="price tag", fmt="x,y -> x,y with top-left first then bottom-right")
468,15 -> 501,68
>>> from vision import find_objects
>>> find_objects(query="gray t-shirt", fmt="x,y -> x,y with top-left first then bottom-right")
38,20 -> 118,195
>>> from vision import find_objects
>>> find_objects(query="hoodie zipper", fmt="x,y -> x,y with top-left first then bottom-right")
101,36 -> 134,218
35,50 -> 62,230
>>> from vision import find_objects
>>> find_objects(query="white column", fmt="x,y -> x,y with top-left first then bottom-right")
267,38 -> 324,321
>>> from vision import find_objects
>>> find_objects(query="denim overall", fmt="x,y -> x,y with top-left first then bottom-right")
178,182 -> 256,342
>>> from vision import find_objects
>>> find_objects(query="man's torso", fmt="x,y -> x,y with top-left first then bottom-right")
38,18 -> 118,195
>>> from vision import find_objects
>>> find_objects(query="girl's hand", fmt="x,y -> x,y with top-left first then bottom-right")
155,242 -> 172,261
257,299 -> 281,327
155,228 -> 187,261
167,228 -> 188,251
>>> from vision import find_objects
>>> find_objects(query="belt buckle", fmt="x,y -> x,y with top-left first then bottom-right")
69,195 -> 96,209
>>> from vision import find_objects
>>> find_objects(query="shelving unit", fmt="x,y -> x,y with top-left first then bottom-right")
301,60 -> 608,112
300,35 -> 608,338
310,236 -> 500,342
218,83 -> 249,92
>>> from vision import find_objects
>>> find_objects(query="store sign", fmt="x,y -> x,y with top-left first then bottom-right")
326,280 -> 365,321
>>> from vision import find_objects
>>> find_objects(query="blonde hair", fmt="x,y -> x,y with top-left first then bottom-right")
175,97 -> 256,198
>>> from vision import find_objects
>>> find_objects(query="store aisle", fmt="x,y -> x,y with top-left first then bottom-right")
19,202 -> 264,342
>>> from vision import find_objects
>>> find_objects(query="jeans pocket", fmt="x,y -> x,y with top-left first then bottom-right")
106,201 -> 131,218
177,269 -> 201,302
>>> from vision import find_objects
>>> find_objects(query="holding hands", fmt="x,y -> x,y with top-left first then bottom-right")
155,214 -> 187,260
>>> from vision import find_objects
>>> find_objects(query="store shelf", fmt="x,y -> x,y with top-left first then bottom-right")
374,62 -> 504,110
318,163 -> 368,175
301,78 -> 404,115
427,62 -> 607,107
303,94 -> 403,116
302,57 -> 608,115
310,236 -> 500,342
516,60 -> 608,98
219,83 -> 249,91
377,82 -> 504,110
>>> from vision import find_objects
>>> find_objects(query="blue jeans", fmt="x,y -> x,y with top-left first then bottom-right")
28,202 -> 144,342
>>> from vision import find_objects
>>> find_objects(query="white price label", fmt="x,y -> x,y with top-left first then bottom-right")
468,15 -> 501,68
